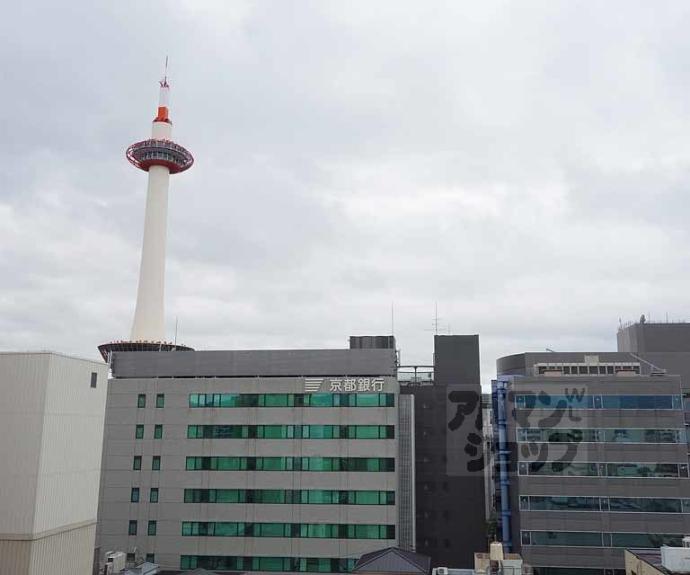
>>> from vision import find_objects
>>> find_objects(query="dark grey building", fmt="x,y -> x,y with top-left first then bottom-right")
96,343 -> 415,574
400,335 -> 486,568
493,321 -> 690,575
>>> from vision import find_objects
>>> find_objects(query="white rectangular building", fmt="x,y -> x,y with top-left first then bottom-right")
0,351 -> 108,575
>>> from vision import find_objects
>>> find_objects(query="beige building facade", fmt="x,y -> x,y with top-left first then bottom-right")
0,352 -> 108,575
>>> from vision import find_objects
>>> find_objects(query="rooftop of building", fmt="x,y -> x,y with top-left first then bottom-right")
110,346 -> 398,379
627,549 -> 674,575
627,546 -> 690,575
0,349 -> 105,365
353,546 -> 431,574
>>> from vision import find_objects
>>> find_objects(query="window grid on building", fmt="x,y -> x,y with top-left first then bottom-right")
180,556 -> 357,572
187,424 -> 394,440
189,392 -> 395,408
185,456 -> 395,472
181,521 -> 395,539
183,488 -> 395,505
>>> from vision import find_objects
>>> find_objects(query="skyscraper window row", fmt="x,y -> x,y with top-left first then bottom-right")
519,495 -> 690,513
184,488 -> 395,505
517,461 -> 688,478
187,424 -> 394,439
189,392 -> 395,408
516,428 -> 685,443
515,394 -> 682,410
181,521 -> 395,539
180,555 -> 357,572
521,531 -> 684,548
186,456 -> 395,472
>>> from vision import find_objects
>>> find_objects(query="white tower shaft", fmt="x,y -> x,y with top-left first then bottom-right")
98,76 -> 193,360
130,87 -> 173,342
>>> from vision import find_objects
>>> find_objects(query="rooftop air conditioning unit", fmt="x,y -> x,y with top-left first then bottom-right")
104,551 -> 126,574
433,568 -> 449,575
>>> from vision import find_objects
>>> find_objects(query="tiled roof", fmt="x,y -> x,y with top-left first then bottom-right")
353,546 -> 431,574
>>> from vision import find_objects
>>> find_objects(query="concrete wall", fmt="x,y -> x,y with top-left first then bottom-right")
0,352 -> 108,575
401,335 -> 486,569
618,322 -> 690,353
0,523 -> 97,575
111,348 -> 397,379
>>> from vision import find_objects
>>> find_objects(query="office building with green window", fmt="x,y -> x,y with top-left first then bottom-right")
96,342 -> 413,573
493,338 -> 690,575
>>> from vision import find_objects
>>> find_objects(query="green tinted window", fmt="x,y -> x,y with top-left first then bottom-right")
259,458 -> 285,471
181,522 -> 393,540
529,531 -> 602,546
262,426 -> 287,439
147,520 -> 157,536
180,555 -> 356,572
527,462 -> 598,476
217,457 -> 243,471
309,426 -> 333,439
609,497 -> 682,513
155,394 -> 164,408
315,491 -> 333,504
137,394 -> 146,408
135,425 -> 144,439
133,456 -> 141,470
152,456 -> 161,470
150,488 -> 159,503
188,392 -> 395,408
528,496 -> 600,511
220,394 -> 240,407
309,394 -> 334,407
128,520 -> 137,535
130,487 -> 139,502
257,557 -> 287,571
186,456 -> 393,472
355,393 -> 379,406
607,463 -> 679,477
262,394 -> 290,407
354,491 -> 380,505
259,523 -> 286,537
154,425 -> 163,439
259,490 -> 285,504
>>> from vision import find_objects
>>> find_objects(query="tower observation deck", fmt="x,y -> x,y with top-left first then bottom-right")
99,75 -> 194,361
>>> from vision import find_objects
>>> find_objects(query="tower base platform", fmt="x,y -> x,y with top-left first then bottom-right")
98,341 -> 194,362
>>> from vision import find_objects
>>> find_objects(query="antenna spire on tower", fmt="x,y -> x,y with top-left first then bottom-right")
162,56 -> 169,87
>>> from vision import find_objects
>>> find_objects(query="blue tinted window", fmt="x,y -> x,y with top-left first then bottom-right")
601,395 -> 678,409
528,496 -> 600,511
528,531 -> 602,546
516,394 -> 593,409
608,498 -> 682,513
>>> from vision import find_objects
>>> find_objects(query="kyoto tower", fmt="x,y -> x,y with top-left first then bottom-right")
99,72 -> 194,361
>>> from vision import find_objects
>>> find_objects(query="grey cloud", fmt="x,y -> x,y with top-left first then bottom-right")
3,1 -> 690,385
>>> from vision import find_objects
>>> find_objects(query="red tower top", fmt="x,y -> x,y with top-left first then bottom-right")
125,77 -> 194,174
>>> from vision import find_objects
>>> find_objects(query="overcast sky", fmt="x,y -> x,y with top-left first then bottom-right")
3,1 -> 690,386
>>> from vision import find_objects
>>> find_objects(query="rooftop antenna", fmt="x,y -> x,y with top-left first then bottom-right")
391,302 -> 395,336
174,316 -> 179,346
163,55 -> 169,85
433,302 -> 439,335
